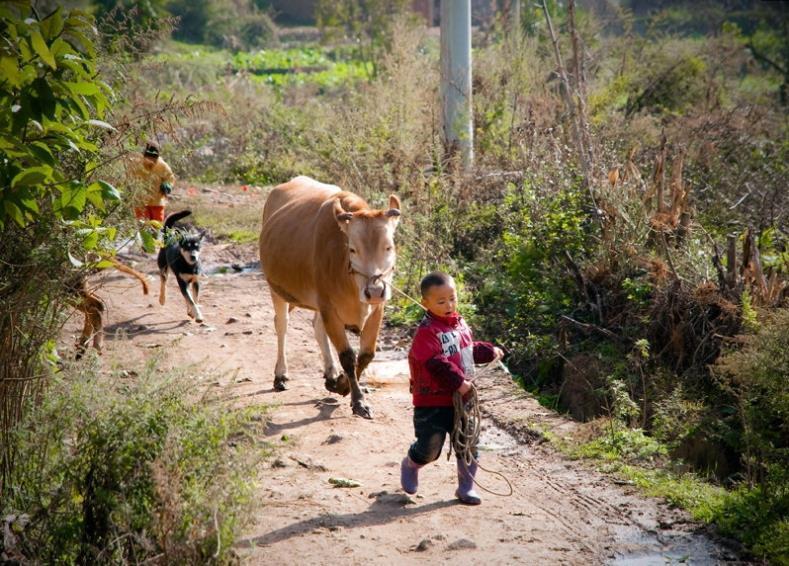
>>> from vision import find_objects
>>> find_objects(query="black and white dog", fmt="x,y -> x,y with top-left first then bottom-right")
158,210 -> 204,323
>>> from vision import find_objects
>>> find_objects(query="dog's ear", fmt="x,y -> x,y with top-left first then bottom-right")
198,229 -> 207,241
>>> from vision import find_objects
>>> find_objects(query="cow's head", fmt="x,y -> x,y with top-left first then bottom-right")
335,195 -> 401,304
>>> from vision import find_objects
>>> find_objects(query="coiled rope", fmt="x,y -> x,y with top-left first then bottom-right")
447,363 -> 514,497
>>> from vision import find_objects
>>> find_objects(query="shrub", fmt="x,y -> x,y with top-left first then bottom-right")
472,180 -> 595,368
0,3 -> 124,488
713,309 -> 789,484
168,0 -> 278,51
1,356 -> 268,563
712,465 -> 789,565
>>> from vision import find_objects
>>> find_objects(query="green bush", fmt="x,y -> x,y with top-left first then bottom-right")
713,309 -> 789,484
168,0 -> 277,51
472,181 -> 595,366
0,2 -> 125,488
1,357 -> 268,563
712,465 -> 788,565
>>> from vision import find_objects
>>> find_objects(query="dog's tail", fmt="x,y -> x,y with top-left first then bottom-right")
108,257 -> 150,295
164,209 -> 192,230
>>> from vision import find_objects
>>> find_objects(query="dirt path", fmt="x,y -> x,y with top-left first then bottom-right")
60,189 -> 744,565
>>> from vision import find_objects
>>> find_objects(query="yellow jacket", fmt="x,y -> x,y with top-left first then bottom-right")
126,153 -> 176,207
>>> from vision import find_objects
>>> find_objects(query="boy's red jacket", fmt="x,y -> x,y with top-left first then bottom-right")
408,312 -> 496,407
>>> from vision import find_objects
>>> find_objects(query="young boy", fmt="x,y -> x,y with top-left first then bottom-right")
127,141 -> 176,222
401,271 -> 503,505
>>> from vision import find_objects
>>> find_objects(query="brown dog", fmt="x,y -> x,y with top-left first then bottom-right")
73,257 -> 149,359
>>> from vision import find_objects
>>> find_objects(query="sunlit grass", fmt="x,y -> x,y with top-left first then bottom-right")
177,188 -> 264,243
153,40 -> 371,89
544,423 -> 787,563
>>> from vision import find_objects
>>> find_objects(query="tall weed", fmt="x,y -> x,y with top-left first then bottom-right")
1,356 -> 268,564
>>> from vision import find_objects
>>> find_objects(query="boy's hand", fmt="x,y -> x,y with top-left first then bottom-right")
458,380 -> 472,395
493,347 -> 505,361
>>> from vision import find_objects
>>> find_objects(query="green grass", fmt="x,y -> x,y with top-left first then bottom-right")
546,424 -> 788,564
153,41 -> 371,89
186,199 -> 262,243
227,229 -> 258,244
234,45 -> 371,88
571,427 -> 668,463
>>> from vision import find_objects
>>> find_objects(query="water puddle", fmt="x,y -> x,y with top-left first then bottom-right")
364,355 -> 409,388
607,527 -> 725,565
478,423 -> 521,454
206,260 -> 260,276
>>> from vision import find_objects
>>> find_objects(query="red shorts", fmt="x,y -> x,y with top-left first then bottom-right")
134,205 -> 165,222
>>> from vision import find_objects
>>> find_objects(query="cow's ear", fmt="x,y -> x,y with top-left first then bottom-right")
334,200 -> 353,232
385,194 -> 401,225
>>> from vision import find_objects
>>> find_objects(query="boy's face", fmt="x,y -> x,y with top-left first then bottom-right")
421,282 -> 458,318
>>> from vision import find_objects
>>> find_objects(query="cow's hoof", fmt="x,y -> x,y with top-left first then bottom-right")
325,373 -> 351,396
352,401 -> 373,419
273,375 -> 289,391
336,373 -> 351,396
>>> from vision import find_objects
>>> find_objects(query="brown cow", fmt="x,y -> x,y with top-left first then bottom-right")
259,176 -> 401,418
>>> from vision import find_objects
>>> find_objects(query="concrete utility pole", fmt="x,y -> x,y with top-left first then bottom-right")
440,0 -> 473,169
510,0 -> 521,38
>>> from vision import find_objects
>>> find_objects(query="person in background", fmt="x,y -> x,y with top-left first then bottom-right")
128,141 -> 175,223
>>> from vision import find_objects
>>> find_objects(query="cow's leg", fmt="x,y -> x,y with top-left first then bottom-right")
313,313 -> 347,394
322,310 -> 370,419
357,304 -> 384,379
271,291 -> 290,391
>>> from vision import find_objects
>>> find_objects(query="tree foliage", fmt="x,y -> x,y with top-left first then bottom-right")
0,1 -> 120,235
0,1 -> 121,492
316,0 -> 414,77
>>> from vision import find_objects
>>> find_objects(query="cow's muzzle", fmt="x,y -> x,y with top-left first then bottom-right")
350,266 -> 393,304
363,274 -> 389,303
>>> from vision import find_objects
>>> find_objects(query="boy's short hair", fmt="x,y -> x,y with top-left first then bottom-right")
420,271 -> 453,297
143,142 -> 160,158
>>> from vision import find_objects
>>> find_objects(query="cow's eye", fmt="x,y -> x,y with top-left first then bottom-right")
385,246 -> 393,252
349,247 -> 357,254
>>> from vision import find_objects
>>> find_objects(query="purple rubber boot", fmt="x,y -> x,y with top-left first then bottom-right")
455,459 -> 481,505
400,456 -> 422,495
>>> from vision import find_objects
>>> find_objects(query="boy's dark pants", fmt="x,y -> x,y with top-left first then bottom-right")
407,406 -> 478,465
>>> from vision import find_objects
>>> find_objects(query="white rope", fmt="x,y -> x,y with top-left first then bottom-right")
448,363 -> 513,497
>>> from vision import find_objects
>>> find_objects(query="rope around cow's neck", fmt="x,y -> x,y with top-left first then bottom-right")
447,363 -> 514,497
